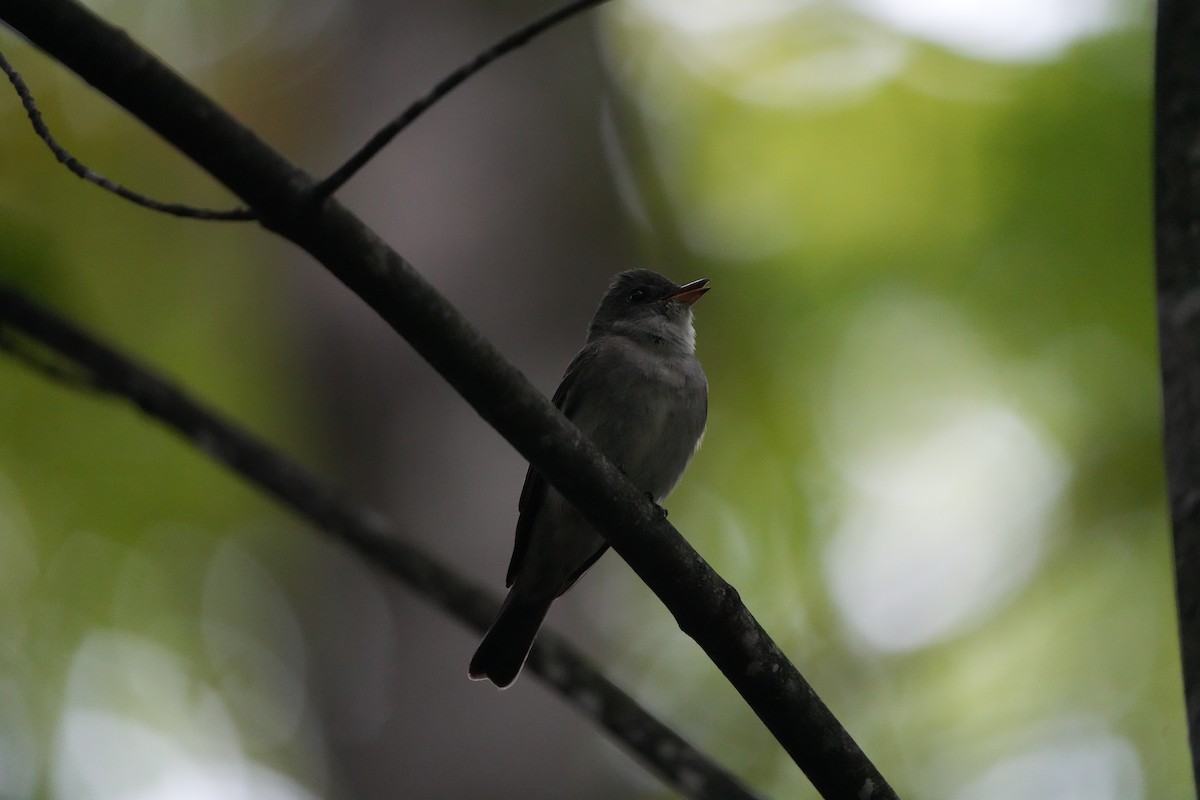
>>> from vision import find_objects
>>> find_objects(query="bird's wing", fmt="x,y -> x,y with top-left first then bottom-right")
505,343 -> 598,587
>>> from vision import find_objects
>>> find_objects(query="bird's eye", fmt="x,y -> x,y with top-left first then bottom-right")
627,288 -> 648,303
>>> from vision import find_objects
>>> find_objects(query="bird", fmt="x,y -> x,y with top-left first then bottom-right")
469,269 -> 710,688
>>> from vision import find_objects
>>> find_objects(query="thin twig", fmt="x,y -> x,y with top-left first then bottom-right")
0,285 -> 761,800
0,47 -> 254,220
313,0 -> 612,198
2,0 -> 610,215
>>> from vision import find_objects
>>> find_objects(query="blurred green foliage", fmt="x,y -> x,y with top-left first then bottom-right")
0,21 -> 322,798
599,3 -> 1181,798
0,1 -> 1185,799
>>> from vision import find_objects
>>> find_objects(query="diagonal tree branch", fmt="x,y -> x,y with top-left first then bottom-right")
0,2 -> 898,797
0,285 -> 759,800
1155,1 -> 1200,792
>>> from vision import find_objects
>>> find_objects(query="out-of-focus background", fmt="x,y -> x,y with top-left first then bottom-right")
0,0 -> 1175,798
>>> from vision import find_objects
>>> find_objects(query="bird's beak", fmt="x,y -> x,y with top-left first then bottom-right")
665,278 -> 710,307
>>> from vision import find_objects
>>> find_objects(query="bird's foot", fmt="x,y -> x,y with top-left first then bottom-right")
644,492 -> 668,520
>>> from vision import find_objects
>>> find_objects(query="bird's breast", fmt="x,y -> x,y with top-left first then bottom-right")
571,340 -> 707,501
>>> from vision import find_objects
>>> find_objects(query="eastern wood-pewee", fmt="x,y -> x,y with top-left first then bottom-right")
469,269 -> 710,688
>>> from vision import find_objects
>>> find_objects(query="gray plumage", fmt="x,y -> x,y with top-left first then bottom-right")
469,269 -> 709,688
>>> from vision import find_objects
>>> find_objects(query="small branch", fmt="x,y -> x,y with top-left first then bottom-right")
1154,1 -> 1200,792
3,0 -> 609,217
0,285 -> 760,800
312,0 -> 612,198
0,330 -> 97,391
0,48 -> 253,220
0,2 -> 899,797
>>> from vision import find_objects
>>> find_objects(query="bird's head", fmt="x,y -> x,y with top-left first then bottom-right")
587,269 -> 710,353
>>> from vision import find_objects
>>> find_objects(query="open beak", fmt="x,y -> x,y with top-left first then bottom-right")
665,278 -> 710,307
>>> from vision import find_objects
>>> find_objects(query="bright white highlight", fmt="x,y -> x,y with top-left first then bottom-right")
820,292 -> 1070,652
54,709 -> 318,800
626,0 -> 802,35
825,404 -> 1068,651
51,627 -> 317,800
850,0 -> 1123,62
953,722 -> 1143,800
624,0 -> 1126,69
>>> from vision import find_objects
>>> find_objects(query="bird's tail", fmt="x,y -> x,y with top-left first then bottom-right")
469,591 -> 552,689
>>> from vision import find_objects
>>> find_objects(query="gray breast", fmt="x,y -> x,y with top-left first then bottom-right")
571,339 -> 707,501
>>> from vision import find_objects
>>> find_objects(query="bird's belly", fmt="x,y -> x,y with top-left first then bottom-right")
572,367 -> 703,501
